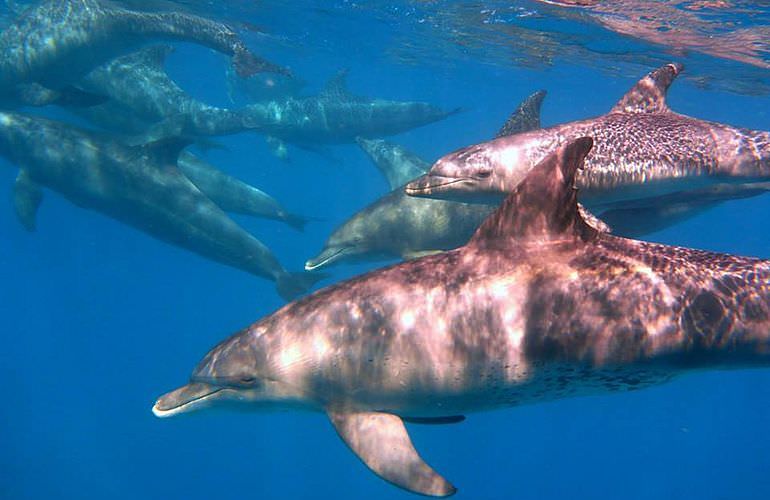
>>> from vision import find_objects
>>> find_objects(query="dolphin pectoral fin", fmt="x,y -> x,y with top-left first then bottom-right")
402,249 -> 444,260
13,170 -> 43,232
402,415 -> 466,425
140,136 -> 195,167
328,411 -> 457,497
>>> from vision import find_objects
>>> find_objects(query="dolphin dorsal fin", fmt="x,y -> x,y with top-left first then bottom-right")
328,411 -> 456,496
321,69 -> 352,99
495,90 -> 546,138
140,137 -> 194,167
355,137 -> 430,189
610,63 -> 683,114
468,137 -> 597,247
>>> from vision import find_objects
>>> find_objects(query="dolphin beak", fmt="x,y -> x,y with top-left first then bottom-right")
305,246 -> 349,271
152,382 -> 222,418
404,174 -> 469,197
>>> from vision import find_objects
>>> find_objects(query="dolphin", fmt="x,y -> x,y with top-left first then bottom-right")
73,45 -> 247,137
3,112 -> 320,301
240,70 -> 461,156
304,90 -> 548,271
406,63 -> 770,208
153,137 -> 770,496
0,0 -> 289,107
176,152 -> 309,231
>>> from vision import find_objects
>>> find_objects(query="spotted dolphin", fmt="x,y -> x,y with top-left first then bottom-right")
406,63 -> 770,208
0,0 -> 289,107
4,112 -> 320,301
153,137 -> 770,496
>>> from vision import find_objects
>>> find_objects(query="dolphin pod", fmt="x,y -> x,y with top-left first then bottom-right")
154,137 -> 770,496
406,63 -> 770,208
2,111 -> 320,301
0,0 -> 289,107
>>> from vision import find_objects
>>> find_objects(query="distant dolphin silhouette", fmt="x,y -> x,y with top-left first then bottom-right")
0,0 -> 289,107
153,137 -> 770,496
4,112 -> 320,301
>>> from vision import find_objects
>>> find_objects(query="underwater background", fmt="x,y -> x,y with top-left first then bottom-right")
2,1 -> 770,499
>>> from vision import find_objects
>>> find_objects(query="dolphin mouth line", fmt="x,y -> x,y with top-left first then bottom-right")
305,246 -> 350,270
152,387 -> 224,418
405,177 -> 473,196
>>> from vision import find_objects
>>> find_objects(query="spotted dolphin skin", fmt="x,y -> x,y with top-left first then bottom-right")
0,0 -> 288,106
3,112 -> 320,301
153,137 -> 770,496
406,63 -> 770,207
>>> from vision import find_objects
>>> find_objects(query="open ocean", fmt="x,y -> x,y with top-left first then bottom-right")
2,1 -> 770,499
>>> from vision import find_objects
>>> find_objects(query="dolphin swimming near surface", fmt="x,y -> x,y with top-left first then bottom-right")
2,112 -> 320,301
74,45 -> 247,137
0,0 -> 289,107
153,137 -> 770,496
406,63 -> 770,208
176,152 -> 309,231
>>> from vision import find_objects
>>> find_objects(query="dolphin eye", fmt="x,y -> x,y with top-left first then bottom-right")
231,376 -> 259,388
475,169 -> 492,179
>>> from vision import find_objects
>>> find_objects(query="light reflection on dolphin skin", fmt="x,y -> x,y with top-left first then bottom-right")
154,137 -> 770,496
407,63 -> 770,208
0,0 -> 289,106
1,111 -> 322,301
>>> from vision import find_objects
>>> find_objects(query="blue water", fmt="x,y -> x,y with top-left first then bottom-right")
2,1 -> 770,499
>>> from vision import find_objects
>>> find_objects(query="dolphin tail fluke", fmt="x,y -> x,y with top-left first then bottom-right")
329,411 -> 457,497
276,271 -> 328,301
232,49 -> 292,78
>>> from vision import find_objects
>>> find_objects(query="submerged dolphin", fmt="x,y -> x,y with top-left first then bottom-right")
240,70 -> 460,155
406,63 -> 770,208
3,112 -> 320,301
153,137 -> 770,496
0,0 -> 288,106
177,152 -> 309,231
74,45 -> 246,137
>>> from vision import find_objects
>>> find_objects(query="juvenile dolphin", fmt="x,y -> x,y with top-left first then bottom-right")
406,63 -> 770,207
305,91 -> 545,270
74,45 -> 247,137
0,0 -> 288,106
3,112 -> 320,301
177,152 -> 309,231
153,137 -> 770,496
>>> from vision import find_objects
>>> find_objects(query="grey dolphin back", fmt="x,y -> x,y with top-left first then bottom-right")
610,63 -> 683,114
495,89 -> 546,138
329,411 -> 457,497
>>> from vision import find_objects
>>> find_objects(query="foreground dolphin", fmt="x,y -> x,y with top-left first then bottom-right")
74,45 -> 246,137
153,137 -> 770,496
0,0 -> 288,106
3,112 -> 320,300
406,63 -> 770,207
177,152 -> 309,231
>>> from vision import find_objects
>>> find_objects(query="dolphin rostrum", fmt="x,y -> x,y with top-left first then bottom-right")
406,63 -> 770,209
0,0 -> 289,107
3,112 -> 320,301
153,137 -> 770,496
